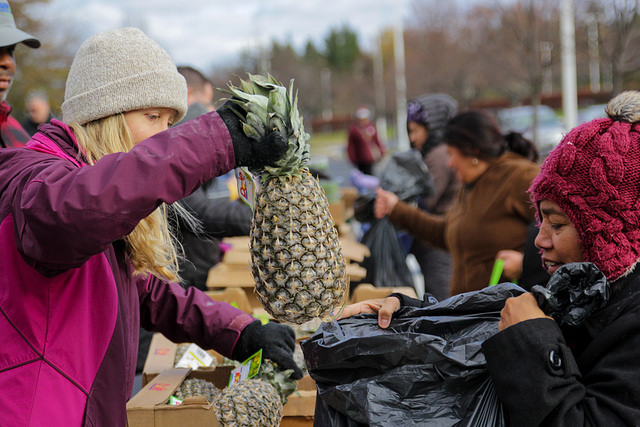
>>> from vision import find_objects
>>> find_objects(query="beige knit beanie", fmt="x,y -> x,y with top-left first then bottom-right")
62,27 -> 187,125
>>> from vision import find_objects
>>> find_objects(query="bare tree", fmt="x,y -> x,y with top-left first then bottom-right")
587,0 -> 640,94
404,1 -> 466,101
10,0 -> 80,119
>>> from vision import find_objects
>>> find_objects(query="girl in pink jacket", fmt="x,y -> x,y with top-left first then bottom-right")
0,28 -> 299,426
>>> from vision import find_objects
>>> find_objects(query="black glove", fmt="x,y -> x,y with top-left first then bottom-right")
232,320 -> 303,379
217,101 -> 287,169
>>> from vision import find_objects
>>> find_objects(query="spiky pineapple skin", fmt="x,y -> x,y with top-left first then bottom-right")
250,169 -> 348,324
174,378 -> 221,403
214,379 -> 282,427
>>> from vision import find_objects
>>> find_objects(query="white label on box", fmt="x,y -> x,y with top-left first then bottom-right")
174,343 -> 214,369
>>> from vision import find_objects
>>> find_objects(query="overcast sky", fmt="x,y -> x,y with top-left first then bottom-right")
36,0 -> 419,72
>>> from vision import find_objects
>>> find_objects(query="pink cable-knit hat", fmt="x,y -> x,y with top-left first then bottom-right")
530,91 -> 640,281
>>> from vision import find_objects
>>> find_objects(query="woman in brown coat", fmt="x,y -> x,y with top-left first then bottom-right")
405,94 -> 460,301
375,110 -> 539,296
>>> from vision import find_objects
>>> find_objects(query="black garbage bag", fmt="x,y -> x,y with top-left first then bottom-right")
358,217 -> 415,288
379,150 -> 434,203
353,193 -> 376,223
531,262 -> 610,327
303,283 -> 526,426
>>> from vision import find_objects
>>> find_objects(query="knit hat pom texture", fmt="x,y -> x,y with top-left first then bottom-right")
62,27 -> 187,125
530,90 -> 640,281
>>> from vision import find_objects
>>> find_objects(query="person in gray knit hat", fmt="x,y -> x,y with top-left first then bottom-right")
62,27 -> 187,125
0,0 -> 40,147
0,27 -> 300,425
405,94 -> 460,301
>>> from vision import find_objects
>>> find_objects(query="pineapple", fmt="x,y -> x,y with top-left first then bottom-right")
225,74 -> 348,324
214,379 -> 282,427
173,343 -> 189,366
174,377 -> 221,403
254,358 -> 298,405
172,376 -> 282,427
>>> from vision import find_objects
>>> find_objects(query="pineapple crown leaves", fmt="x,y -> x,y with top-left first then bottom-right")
255,359 -> 298,405
221,74 -> 311,181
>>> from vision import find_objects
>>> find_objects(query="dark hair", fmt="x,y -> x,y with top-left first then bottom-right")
443,110 -> 538,162
504,131 -> 539,162
177,65 -> 211,92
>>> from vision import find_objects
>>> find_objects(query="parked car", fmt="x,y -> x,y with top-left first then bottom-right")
496,105 -> 565,157
578,103 -> 607,124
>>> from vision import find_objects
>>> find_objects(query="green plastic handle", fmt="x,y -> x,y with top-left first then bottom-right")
489,258 -> 505,286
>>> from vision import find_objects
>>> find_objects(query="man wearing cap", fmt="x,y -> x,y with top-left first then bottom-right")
0,0 -> 40,147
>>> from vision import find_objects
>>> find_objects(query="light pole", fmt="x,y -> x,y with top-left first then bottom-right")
587,12 -> 601,93
561,0 -> 578,130
394,20 -> 408,150
374,33 -> 388,144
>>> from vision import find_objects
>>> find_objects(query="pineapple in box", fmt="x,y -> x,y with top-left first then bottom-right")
172,376 -> 282,427
225,74 -> 348,324
174,378 -> 221,403
215,379 -> 282,427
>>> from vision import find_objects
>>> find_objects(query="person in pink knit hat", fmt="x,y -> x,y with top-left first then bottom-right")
340,90 -> 640,425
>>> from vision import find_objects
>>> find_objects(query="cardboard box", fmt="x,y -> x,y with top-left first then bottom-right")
281,417 -> 314,427
221,249 -> 250,266
142,333 -> 232,387
127,367 -> 232,427
340,186 -> 359,211
221,236 -> 369,263
350,283 -> 418,303
212,235 -> 371,314
206,263 -> 263,310
133,353 -> 317,426
281,375 -> 316,427
221,236 -> 251,251
207,263 -> 254,289
340,238 -> 370,263
205,288 -> 251,314
346,263 -> 367,282
207,241 -> 369,308
329,200 -> 346,226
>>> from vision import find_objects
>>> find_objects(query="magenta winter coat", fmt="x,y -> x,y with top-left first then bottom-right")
0,114 -> 256,426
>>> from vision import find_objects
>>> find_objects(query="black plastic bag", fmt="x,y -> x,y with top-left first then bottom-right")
358,217 -> 415,288
532,262 -> 610,327
379,150 -> 434,202
353,194 -> 376,223
303,283 -> 526,426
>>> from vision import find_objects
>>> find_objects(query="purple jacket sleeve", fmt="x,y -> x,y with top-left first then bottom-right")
15,112 -> 235,270
137,275 -> 256,358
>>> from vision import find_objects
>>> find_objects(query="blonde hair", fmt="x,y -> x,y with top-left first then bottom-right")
70,114 -> 195,282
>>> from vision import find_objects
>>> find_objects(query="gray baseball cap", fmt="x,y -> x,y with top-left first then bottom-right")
0,0 -> 40,48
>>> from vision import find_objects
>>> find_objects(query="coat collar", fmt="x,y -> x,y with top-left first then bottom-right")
26,119 -> 88,166
585,266 -> 640,335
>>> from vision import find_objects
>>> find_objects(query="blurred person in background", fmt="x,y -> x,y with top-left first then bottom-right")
374,110 -> 539,296
176,65 -> 214,121
495,220 -> 551,290
173,65 -> 252,291
21,90 -> 54,136
347,105 -> 386,175
493,137 -> 550,290
0,0 -> 40,147
405,94 -> 460,300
